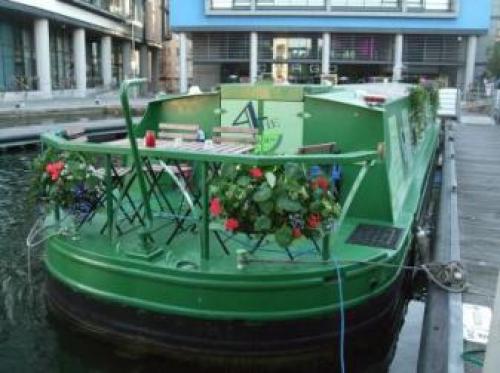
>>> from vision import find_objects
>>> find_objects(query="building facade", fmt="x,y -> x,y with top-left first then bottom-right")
476,0 -> 500,78
0,0 -> 167,100
170,0 -> 490,93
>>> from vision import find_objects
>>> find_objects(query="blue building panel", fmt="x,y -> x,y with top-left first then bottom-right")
170,0 -> 490,34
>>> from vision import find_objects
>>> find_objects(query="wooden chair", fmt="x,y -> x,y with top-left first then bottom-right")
212,126 -> 258,145
297,142 -> 337,155
158,123 -> 200,141
298,142 -> 341,197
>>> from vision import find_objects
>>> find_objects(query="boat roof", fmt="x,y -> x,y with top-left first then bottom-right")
308,83 -> 412,109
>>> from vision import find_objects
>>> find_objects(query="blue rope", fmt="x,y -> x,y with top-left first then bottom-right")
332,255 -> 346,373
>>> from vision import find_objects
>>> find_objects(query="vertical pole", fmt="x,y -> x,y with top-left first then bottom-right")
73,28 -> 87,97
179,32 -> 188,93
34,19 -> 52,97
120,79 -> 154,247
250,31 -> 258,83
101,35 -> 113,88
151,47 -> 160,92
139,44 -> 150,79
465,35 -> 477,94
122,40 -> 133,79
200,162 -> 210,261
105,154 -> 114,240
322,32 -> 331,79
392,33 -> 404,82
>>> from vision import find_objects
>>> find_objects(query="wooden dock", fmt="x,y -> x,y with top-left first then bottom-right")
456,120 -> 500,307
0,118 -> 139,150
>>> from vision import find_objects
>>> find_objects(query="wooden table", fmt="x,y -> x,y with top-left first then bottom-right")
106,138 -> 255,155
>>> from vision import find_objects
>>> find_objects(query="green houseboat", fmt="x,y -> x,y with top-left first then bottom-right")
37,81 -> 439,372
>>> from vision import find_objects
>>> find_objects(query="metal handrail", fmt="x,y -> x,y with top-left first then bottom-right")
41,132 -> 379,166
41,130 -> 380,262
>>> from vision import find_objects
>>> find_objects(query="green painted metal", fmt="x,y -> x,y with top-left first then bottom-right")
120,79 -> 156,251
40,132 -> 378,165
200,162 -> 210,261
41,83 -> 440,323
105,154 -> 113,239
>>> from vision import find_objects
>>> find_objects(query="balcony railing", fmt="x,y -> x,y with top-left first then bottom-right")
208,0 -> 456,14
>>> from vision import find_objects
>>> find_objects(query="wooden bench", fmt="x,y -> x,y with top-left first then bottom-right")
212,126 -> 258,145
297,142 -> 337,155
158,123 -> 200,141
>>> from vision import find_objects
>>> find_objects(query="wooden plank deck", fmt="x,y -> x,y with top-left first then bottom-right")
455,121 -> 500,307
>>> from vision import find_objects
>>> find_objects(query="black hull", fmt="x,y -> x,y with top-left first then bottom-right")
46,268 -> 412,373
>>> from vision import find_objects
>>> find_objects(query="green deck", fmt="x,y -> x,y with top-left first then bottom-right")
42,82 -> 439,322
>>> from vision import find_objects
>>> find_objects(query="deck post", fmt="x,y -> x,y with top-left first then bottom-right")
322,232 -> 331,261
105,154 -> 114,240
200,162 -> 210,261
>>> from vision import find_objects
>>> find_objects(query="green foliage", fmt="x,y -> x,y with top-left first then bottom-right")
409,83 -> 439,141
210,163 -> 341,247
487,41 -> 500,78
32,148 -> 102,212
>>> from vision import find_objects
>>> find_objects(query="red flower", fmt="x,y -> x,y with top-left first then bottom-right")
307,213 -> 321,229
249,167 -> 263,179
210,198 -> 223,217
46,161 -> 65,181
317,176 -> 329,192
292,227 -> 302,238
225,218 -> 240,232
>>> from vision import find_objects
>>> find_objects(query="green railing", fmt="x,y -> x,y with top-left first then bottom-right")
41,131 -> 379,262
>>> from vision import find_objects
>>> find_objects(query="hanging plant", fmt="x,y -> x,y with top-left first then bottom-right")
408,83 -> 439,141
32,148 -> 102,221
209,163 -> 341,248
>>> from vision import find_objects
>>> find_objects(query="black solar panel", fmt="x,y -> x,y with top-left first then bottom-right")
347,224 -> 403,250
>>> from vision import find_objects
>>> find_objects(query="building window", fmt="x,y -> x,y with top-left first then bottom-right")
50,26 -> 74,90
81,0 -> 128,16
112,41 -> 124,86
330,0 -> 399,10
406,0 -> 453,12
192,33 -> 250,61
0,19 -> 37,92
130,0 -> 145,23
258,34 -> 321,61
403,35 -> 465,65
258,34 -> 322,83
209,0 -> 454,12
86,37 -> 103,88
211,0 -> 251,9
256,0 -> 325,8
330,34 -> 393,63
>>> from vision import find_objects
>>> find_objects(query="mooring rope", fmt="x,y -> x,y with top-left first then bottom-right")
332,255 -> 346,373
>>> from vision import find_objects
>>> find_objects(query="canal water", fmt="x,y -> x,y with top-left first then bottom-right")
0,150 -> 195,373
0,150 -> 410,373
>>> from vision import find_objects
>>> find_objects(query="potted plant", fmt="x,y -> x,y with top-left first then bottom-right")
32,148 -> 102,232
209,163 -> 341,251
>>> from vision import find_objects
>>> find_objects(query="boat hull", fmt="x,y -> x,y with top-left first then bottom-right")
46,264 -> 411,372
